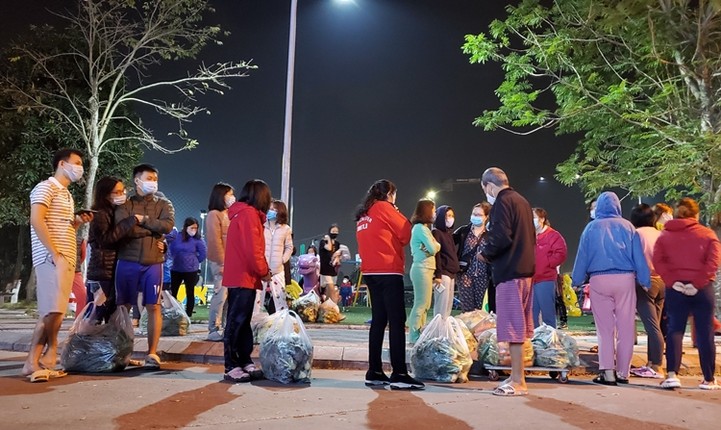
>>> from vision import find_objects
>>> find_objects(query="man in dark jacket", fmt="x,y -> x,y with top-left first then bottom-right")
480,167 -> 535,396
115,164 -> 175,369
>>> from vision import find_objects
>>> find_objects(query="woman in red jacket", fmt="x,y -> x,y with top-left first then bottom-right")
356,179 -> 423,390
222,180 -> 272,383
653,198 -> 721,390
532,208 -> 567,328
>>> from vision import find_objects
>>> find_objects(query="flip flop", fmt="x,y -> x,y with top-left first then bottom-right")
27,369 -> 51,383
45,369 -> 67,379
144,354 -> 161,369
492,384 -> 528,397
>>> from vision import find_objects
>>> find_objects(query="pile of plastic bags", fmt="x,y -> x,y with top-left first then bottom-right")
455,309 -> 496,338
410,315 -> 473,383
61,303 -> 134,373
291,291 -> 320,323
259,309 -> 313,384
318,298 -> 344,323
139,290 -> 192,336
531,323 -> 580,368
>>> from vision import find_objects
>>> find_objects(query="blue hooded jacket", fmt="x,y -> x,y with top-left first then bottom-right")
571,192 -> 650,288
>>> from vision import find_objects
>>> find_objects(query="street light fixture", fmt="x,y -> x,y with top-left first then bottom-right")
425,190 -> 437,200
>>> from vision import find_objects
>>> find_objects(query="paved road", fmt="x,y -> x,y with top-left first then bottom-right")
1,350 -> 719,430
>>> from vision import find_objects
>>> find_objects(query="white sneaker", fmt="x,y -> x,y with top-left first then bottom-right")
207,330 -> 224,342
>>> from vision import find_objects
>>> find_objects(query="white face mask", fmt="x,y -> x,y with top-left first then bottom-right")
445,217 -> 455,228
112,194 -> 127,206
225,195 -> 236,208
187,227 -> 198,236
137,179 -> 158,195
485,185 -> 496,205
62,162 -> 84,182
590,209 -> 596,219
533,218 -> 541,230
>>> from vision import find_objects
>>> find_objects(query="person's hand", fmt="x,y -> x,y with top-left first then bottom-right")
134,214 -> 145,224
477,254 -> 488,263
433,278 -> 442,285
262,272 -> 272,282
156,241 -> 166,252
51,251 -> 65,266
323,234 -> 331,242
219,265 -> 224,276
74,212 -> 93,228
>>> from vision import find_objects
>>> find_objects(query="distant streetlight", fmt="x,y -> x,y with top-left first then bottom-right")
539,176 -> 546,182
425,190 -> 437,200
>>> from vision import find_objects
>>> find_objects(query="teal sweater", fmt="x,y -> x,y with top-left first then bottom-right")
410,223 -> 441,269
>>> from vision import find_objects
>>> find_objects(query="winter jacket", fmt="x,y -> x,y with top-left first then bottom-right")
432,205 -> 460,279
168,230 -> 207,273
571,191 -> 650,288
533,227 -> 567,284
87,206 -> 137,281
356,201 -> 412,275
115,193 -> 175,265
205,209 -> 229,264
264,221 -> 293,274
481,187 -> 536,284
410,223 -> 440,269
223,202 -> 269,290
652,218 -> 721,289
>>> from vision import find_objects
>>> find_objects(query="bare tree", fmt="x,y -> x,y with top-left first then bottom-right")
1,0 -> 255,208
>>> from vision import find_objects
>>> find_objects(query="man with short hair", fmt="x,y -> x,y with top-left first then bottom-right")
115,164 -> 174,368
480,167 -> 536,396
23,148 -> 93,382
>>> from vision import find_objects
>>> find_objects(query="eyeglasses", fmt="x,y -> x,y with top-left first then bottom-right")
111,189 -> 127,196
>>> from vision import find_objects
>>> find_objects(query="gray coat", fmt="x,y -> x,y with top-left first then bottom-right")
115,193 -> 175,265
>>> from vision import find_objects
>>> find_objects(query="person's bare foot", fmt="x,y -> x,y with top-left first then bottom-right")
39,353 -> 58,370
21,363 -> 41,376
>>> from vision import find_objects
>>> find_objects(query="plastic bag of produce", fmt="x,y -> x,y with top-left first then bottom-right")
410,315 -> 472,383
61,304 -> 134,372
292,291 -> 320,323
318,298 -> 345,324
455,309 -> 496,337
561,274 -> 581,317
477,329 -> 533,367
458,323 -> 479,361
251,310 -> 271,344
259,309 -> 313,384
531,324 -> 569,368
140,290 -> 192,336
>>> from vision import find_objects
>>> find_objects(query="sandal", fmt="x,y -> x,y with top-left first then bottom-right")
27,369 -> 51,383
699,380 -> 720,390
45,369 -> 68,379
224,367 -> 251,383
589,345 -> 598,353
660,377 -> 681,389
242,364 -> 264,380
630,366 -> 661,379
144,354 -> 161,369
492,384 -> 528,397
592,374 -> 617,386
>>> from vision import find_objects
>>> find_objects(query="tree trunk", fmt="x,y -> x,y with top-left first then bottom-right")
25,267 -> 36,303
12,226 -> 25,280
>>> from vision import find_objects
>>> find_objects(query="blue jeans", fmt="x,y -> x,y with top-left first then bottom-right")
532,280 -> 557,328
665,285 -> 716,382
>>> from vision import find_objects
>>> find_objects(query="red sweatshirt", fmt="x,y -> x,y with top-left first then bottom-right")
356,201 -> 411,275
222,202 -> 269,290
533,227 -> 567,284
652,218 -> 721,289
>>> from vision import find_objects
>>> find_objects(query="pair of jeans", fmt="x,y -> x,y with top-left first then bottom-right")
635,277 -> 665,366
365,275 -> 407,375
665,285 -> 716,382
223,287 -> 256,373
532,280 -> 557,328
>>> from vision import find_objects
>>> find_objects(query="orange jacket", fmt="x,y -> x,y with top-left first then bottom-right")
223,202 -> 269,290
356,201 -> 411,275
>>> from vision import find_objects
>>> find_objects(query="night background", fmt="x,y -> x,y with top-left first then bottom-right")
0,0 -> 651,272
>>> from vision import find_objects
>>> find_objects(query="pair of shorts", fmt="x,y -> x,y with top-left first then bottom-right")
495,277 -> 534,343
115,260 -> 163,307
35,255 -> 75,317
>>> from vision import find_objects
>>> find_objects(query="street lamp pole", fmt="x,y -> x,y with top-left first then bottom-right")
281,0 -> 299,205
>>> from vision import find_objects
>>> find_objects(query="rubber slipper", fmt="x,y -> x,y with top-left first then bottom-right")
592,374 -> 617,386
27,369 -> 51,383
492,384 -> 528,397
224,367 -> 251,383
242,364 -> 264,380
144,354 -> 161,369
45,369 -> 67,379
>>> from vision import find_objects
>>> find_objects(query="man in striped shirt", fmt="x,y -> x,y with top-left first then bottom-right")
22,149 -> 93,383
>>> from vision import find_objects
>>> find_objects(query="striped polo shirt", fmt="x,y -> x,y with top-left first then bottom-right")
30,177 -> 77,268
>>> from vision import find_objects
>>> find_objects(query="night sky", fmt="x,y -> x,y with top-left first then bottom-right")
2,0 -> 644,272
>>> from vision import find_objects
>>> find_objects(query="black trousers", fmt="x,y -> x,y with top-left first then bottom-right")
170,270 -> 200,316
365,275 -> 408,375
223,287 -> 256,373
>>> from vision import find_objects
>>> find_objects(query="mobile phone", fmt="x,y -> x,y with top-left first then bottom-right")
74,209 -> 98,216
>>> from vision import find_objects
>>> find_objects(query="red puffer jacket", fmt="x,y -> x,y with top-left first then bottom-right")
222,202 -> 269,290
533,227 -> 567,284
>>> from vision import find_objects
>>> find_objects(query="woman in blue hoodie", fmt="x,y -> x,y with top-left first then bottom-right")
571,192 -> 651,385
432,205 -> 461,317
169,217 -> 208,316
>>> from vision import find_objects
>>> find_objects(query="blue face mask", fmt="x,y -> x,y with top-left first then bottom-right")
267,209 -> 277,220
470,215 -> 484,226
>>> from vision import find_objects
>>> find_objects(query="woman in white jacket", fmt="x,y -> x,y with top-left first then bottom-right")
255,199 -> 294,314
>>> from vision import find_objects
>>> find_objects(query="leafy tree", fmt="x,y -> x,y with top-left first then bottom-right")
462,0 -> 721,219
0,0 -> 255,211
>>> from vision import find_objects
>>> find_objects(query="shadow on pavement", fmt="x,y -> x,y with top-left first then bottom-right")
367,389 -> 473,429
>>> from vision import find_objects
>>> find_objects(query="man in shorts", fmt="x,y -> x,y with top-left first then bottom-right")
23,148 -> 93,382
115,164 -> 174,368
480,167 -> 536,396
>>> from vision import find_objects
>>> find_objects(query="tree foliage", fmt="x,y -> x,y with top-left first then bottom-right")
463,0 -> 721,215
0,0 -> 256,211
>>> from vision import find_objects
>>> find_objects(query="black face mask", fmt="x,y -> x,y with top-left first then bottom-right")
329,233 -> 339,240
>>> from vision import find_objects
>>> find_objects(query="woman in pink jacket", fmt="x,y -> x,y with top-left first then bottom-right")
532,208 -> 567,328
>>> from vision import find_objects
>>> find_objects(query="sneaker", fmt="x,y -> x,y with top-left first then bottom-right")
389,373 -> 425,390
144,353 -> 161,369
243,363 -> 264,380
364,370 -> 390,387
630,366 -> 661,379
557,322 -> 568,330
207,330 -> 224,342
224,367 -> 251,383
